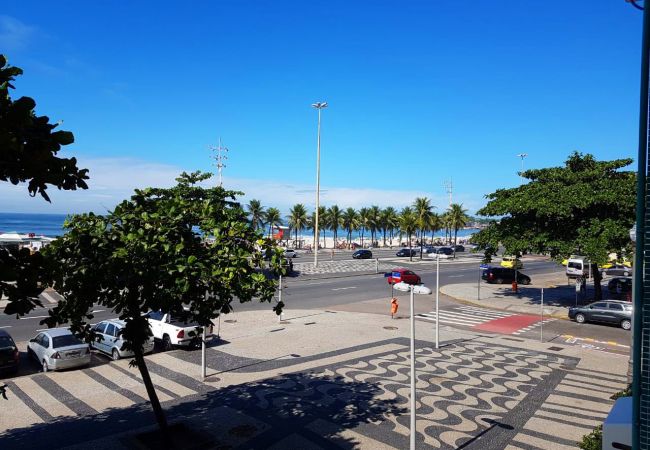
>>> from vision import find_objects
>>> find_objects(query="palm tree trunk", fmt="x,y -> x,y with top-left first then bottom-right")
134,349 -> 168,430
419,229 -> 423,260
409,234 -> 413,262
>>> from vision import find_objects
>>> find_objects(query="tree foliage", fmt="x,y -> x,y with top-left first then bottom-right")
42,171 -> 283,429
0,55 -> 88,202
473,152 -> 636,299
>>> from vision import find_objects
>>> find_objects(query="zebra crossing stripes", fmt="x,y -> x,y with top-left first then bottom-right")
511,319 -> 555,335
416,305 -> 515,327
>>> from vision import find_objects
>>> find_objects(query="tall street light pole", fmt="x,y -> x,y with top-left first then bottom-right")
516,153 -> 528,184
312,101 -> 328,267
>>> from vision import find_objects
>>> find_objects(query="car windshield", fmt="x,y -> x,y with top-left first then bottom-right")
52,335 -> 83,348
0,336 -> 14,348
568,262 -> 582,269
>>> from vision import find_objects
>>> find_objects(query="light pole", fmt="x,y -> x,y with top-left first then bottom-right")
516,153 -> 528,184
312,101 -> 327,267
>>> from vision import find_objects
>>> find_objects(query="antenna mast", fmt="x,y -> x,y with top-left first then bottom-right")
209,138 -> 229,186
443,179 -> 453,207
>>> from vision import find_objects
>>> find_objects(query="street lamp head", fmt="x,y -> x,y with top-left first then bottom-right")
311,102 -> 328,109
516,153 -> 528,159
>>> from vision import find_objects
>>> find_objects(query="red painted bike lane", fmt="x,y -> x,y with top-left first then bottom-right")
473,314 -> 541,334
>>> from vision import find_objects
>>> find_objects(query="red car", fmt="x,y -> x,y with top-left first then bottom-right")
387,268 -> 422,285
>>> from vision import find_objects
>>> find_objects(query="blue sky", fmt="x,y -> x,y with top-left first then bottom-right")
0,0 -> 643,215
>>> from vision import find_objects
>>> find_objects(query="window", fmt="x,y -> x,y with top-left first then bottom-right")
52,335 -> 82,348
41,334 -> 50,348
568,262 -> 582,270
593,302 -> 608,309
148,311 -> 163,321
105,324 -> 117,337
609,303 -> 624,311
94,322 -> 107,334
0,336 -> 15,348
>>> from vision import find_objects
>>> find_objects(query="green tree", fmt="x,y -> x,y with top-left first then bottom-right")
358,207 -> 370,248
414,197 -> 434,259
310,206 -> 327,249
399,207 -> 417,261
43,171 -> 283,430
264,207 -> 282,238
429,212 -> 442,243
448,203 -> 470,247
473,152 -> 636,300
383,207 -> 400,247
247,199 -> 265,231
327,205 -> 342,247
367,205 -> 381,247
288,203 -> 308,246
341,207 -> 358,247
0,55 -> 89,317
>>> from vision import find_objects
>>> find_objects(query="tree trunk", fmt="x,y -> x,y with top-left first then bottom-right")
594,268 -> 603,301
419,229 -> 423,260
383,229 -> 387,247
409,234 -> 413,261
361,228 -> 365,247
134,348 -> 168,430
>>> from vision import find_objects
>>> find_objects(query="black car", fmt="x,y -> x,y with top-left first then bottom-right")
436,247 -> 454,256
0,329 -> 19,375
396,249 -> 418,257
352,249 -> 373,259
568,300 -> 632,330
453,245 -> 465,252
482,267 -> 531,285
607,277 -> 632,300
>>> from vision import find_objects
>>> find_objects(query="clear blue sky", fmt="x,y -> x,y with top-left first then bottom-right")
0,1 -> 643,215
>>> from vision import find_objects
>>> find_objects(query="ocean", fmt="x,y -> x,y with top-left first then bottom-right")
0,212 -> 479,240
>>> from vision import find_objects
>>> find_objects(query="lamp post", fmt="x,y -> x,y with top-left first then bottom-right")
393,281 -> 432,450
311,101 -> 328,267
516,153 -> 528,184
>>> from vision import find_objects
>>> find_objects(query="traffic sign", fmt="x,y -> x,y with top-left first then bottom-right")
392,271 -> 402,280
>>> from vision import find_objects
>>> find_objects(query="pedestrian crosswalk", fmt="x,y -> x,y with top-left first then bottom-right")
416,305 -> 515,327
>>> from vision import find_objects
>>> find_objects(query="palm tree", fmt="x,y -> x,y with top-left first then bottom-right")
288,204 -> 308,247
441,211 -> 451,244
448,203 -> 470,247
358,207 -> 370,248
247,199 -> 265,232
413,197 -> 434,259
399,206 -> 417,261
383,207 -> 399,247
367,205 -> 381,247
327,205 -> 343,248
429,212 -> 443,243
341,208 -> 358,247
265,207 -> 282,238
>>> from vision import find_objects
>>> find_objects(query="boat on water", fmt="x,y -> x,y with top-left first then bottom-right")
0,231 -> 55,251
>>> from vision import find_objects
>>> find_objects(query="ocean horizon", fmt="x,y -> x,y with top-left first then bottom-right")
0,212 -> 479,239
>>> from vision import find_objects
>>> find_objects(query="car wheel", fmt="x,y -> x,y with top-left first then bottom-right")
495,278 -> 504,284
621,319 -> 632,331
112,348 -> 121,361
42,359 -> 49,373
575,313 -> 586,324
624,271 -> 630,277
162,335 -> 173,352
522,278 -> 531,286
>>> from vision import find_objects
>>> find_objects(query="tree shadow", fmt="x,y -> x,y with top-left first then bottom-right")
0,370 -> 406,449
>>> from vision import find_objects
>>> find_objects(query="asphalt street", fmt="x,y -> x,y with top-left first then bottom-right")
0,254 -> 631,380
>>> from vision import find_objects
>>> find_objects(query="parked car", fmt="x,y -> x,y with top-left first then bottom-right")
607,277 -> 633,300
568,300 -> 632,330
0,329 -> 19,374
91,319 -> 155,360
500,256 -> 523,270
453,245 -> 465,252
352,249 -> 373,259
27,328 -> 91,372
386,268 -> 422,285
146,311 -> 214,351
602,264 -> 632,277
396,249 -> 418,257
483,267 -> 531,285
421,246 -> 436,254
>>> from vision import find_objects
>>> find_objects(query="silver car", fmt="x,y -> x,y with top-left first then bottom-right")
28,328 -> 91,372
91,319 -> 155,360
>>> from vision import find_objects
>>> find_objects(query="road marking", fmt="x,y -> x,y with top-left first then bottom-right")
0,325 -> 12,329
41,291 -> 59,304
331,287 -> 357,291
91,309 -> 105,313
19,315 -> 50,320
447,275 -> 464,278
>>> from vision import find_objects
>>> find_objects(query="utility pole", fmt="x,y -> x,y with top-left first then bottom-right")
209,138 -> 229,186
516,153 -> 528,184
443,179 -> 453,207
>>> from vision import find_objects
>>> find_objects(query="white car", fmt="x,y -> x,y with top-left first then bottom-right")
282,248 -> 298,258
146,311 -> 214,351
91,319 -> 155,360
27,328 -> 91,372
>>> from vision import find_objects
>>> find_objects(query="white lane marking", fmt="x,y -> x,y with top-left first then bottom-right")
19,315 -> 49,320
91,309 -> 105,313
0,325 -> 12,329
447,275 -> 464,278
331,287 -> 357,291
41,291 -> 59,304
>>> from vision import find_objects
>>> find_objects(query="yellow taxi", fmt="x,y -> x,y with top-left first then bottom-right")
500,255 -> 523,270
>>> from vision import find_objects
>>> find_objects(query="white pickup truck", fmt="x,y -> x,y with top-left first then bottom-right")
146,311 -> 214,351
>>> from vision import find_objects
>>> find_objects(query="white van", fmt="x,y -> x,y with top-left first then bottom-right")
566,257 -> 597,279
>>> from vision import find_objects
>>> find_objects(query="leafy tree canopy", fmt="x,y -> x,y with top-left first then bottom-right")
474,152 -> 636,267
42,171 -> 283,429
